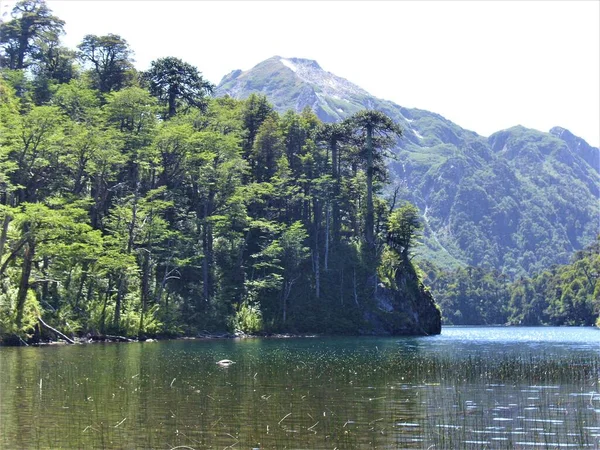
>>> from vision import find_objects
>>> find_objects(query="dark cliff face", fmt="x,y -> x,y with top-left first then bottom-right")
217,56 -> 600,279
363,265 -> 441,336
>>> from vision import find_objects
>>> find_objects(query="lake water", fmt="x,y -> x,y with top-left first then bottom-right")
1,327 -> 599,449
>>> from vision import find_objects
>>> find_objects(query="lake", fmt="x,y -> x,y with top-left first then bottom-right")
1,327 -> 599,449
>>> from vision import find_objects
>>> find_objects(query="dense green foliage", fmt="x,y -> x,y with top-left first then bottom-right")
421,237 -> 600,326
0,1 -> 439,343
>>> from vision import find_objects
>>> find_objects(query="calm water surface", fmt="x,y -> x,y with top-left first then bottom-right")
1,327 -> 599,449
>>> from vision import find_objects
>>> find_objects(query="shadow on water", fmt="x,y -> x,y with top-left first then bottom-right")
1,327 -> 599,449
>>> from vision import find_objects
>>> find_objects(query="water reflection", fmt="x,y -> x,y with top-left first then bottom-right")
1,327 -> 599,449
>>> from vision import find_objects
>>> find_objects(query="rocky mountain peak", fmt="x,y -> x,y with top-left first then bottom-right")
279,57 -> 322,71
275,56 -> 369,98
550,126 -> 599,173
215,56 -> 375,122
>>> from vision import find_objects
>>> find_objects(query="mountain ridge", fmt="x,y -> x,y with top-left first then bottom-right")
217,56 -> 597,149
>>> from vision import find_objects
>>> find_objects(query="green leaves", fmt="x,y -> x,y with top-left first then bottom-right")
0,0 -> 65,70
387,202 -> 423,257
77,34 -> 134,93
143,56 -> 214,118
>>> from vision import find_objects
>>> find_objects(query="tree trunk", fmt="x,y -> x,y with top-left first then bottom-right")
15,239 -> 35,329
74,263 -> 89,309
202,221 -> 213,304
168,90 -> 177,118
114,275 -> 125,327
365,124 -> 375,246
340,268 -> 344,306
17,29 -> 29,70
0,213 -> 11,264
91,174 -> 107,229
41,256 -> 50,308
313,198 -> 321,299
282,279 -> 294,323
324,202 -> 330,271
100,280 -> 112,333
202,192 -> 215,304
353,267 -> 359,307
314,249 -> 320,299
38,316 -> 75,344
138,250 -> 151,338
331,139 -> 341,247
127,195 -> 138,254
202,223 -> 211,303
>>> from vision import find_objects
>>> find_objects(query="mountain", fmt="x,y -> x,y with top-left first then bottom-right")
217,56 -> 600,278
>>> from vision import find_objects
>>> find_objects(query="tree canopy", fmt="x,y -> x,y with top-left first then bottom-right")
77,34 -> 134,93
0,0 -> 65,70
143,56 -> 214,118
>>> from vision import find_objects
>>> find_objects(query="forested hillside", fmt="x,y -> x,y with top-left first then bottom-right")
0,0 -> 440,344
421,237 -> 599,326
218,56 -> 600,278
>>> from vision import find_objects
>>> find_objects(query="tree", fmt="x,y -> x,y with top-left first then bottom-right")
316,121 -> 352,247
387,202 -> 423,261
347,110 -> 401,246
8,105 -> 65,203
187,129 -> 246,309
0,78 -> 442,340
241,94 -> 275,173
31,43 -> 77,103
245,221 -> 309,324
33,42 -> 76,84
279,222 -> 309,322
52,79 -> 100,123
0,0 -> 65,70
77,34 -> 134,93
143,57 -> 214,118
8,201 -> 100,328
252,115 -> 284,182
103,87 -> 157,158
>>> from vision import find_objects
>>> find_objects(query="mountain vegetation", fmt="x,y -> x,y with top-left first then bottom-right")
0,0 -> 440,344
218,56 -> 600,326
421,237 -> 599,326
218,56 -> 599,278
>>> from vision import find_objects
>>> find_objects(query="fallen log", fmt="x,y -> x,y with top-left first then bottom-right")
88,334 -> 134,343
37,316 -> 76,344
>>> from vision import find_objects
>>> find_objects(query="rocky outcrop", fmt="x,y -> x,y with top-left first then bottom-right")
363,266 -> 441,336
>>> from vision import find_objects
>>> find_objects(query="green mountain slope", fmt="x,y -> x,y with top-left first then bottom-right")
217,56 -> 600,278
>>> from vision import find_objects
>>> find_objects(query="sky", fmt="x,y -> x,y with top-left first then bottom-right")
2,0 -> 599,147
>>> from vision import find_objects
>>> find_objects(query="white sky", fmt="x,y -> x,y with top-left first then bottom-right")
2,0 -> 599,147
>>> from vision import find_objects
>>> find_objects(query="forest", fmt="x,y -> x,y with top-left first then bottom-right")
0,1 -> 596,344
0,0 -> 441,343
421,236 -> 599,327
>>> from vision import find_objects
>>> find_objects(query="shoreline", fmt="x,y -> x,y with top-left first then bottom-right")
0,331 -> 324,347
6,324 -> 595,347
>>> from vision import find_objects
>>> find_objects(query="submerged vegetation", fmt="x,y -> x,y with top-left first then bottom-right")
1,331 -> 599,449
0,0 -> 440,343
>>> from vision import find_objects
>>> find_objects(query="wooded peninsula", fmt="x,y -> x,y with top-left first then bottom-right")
0,0 -> 597,345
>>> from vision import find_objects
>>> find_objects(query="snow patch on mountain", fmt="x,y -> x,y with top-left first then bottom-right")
280,58 -> 298,73
277,57 -> 370,99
